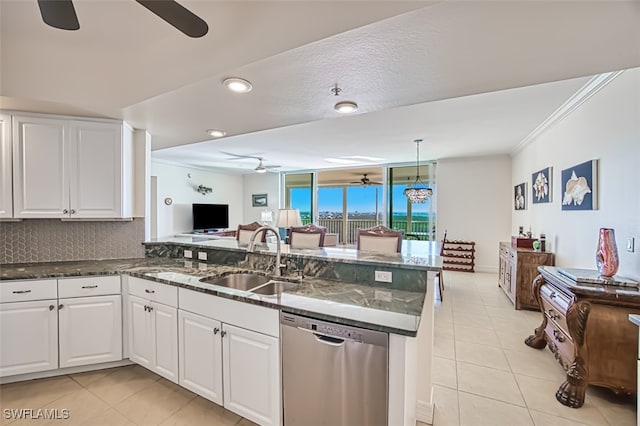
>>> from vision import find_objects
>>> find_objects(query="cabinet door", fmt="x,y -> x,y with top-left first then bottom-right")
178,310 -> 223,404
0,113 -> 12,218
12,115 -> 69,218
128,294 -> 154,369
0,300 -> 58,377
152,302 -> 178,383
68,121 -> 123,218
58,295 -> 122,368
223,324 -> 281,426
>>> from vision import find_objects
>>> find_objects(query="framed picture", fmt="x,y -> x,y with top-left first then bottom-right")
252,194 -> 268,207
531,167 -> 552,204
514,182 -> 526,210
561,160 -> 598,211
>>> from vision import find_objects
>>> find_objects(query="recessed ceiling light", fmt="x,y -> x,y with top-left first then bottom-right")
206,129 -> 227,138
223,77 -> 253,93
334,101 -> 358,114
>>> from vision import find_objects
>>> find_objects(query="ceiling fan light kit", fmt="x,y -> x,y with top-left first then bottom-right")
207,129 -> 227,138
334,101 -> 358,114
223,77 -> 253,93
404,139 -> 433,203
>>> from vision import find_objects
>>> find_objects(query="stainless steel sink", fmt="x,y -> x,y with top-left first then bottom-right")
250,281 -> 299,296
200,273 -> 271,291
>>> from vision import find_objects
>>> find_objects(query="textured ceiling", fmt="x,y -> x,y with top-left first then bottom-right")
2,0 -> 639,173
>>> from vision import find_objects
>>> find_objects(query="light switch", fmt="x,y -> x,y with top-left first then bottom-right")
198,251 -> 207,261
627,237 -> 635,253
184,250 -> 192,259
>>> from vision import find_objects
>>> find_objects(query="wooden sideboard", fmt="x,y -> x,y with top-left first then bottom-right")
525,266 -> 640,408
498,242 -> 555,310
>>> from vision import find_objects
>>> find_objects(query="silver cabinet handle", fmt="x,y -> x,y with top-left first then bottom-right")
63,209 -> 69,214
145,289 -> 155,294
82,285 -> 98,289
213,327 -> 220,334
70,209 -> 76,214
12,290 -> 31,294
58,304 -> 64,310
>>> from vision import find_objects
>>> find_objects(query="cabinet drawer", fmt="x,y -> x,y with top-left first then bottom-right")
540,295 -> 570,339
58,276 -> 121,298
0,279 -> 57,303
544,321 -> 574,369
179,288 -> 279,337
128,277 -> 177,307
540,284 -> 570,314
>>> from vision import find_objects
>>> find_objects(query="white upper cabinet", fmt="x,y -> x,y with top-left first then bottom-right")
10,113 -> 132,219
12,115 -> 69,218
0,113 -> 13,218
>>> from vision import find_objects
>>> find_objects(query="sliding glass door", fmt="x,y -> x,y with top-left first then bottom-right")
284,173 -> 313,225
388,163 -> 437,240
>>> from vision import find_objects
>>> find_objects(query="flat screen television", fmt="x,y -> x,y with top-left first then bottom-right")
192,203 -> 229,231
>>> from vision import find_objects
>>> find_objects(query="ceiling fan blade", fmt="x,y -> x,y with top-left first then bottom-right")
38,0 -> 79,30
135,0 -> 208,38
265,165 -> 281,169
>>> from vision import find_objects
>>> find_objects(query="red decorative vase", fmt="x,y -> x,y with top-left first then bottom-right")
595,228 -> 619,277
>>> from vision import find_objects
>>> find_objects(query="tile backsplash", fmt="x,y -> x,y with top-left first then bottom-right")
0,219 -> 145,264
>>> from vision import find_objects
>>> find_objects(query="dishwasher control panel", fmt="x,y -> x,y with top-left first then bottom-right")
281,312 -> 388,346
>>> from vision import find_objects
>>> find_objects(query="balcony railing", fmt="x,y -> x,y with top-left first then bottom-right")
316,218 -> 433,245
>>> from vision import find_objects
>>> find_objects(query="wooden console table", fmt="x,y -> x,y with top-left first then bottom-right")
525,266 -> 640,408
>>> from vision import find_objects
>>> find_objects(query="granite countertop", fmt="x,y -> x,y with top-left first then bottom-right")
0,258 -> 425,336
145,236 -> 443,272
629,315 -> 640,327
539,266 -> 640,299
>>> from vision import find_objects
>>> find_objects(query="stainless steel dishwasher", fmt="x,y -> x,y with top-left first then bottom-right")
280,312 -> 388,426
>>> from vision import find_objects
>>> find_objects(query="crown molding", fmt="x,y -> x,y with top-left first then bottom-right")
511,70 -> 625,155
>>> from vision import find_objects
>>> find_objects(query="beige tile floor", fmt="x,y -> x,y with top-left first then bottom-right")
0,271 -> 636,426
0,365 -> 256,426
431,271 -> 637,426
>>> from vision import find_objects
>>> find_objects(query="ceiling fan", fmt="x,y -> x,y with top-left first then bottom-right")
350,173 -> 382,186
37,0 -> 209,38
221,152 -> 280,173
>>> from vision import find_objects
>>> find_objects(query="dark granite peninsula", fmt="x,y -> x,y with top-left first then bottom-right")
1,236 -> 441,425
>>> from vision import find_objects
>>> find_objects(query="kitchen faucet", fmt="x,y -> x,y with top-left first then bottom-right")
247,226 -> 284,277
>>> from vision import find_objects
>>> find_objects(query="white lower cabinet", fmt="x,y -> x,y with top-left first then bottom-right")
222,323 -> 280,426
177,287 -> 281,426
58,295 -> 122,368
0,300 -> 58,377
178,310 -> 223,405
128,294 -> 178,383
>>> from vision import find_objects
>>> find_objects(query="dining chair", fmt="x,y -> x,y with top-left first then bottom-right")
236,221 -> 266,244
288,224 -> 327,249
355,225 -> 403,254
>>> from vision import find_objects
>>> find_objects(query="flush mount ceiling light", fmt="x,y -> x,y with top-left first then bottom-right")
334,101 -> 358,114
403,139 -> 433,204
223,77 -> 253,93
206,129 -> 227,138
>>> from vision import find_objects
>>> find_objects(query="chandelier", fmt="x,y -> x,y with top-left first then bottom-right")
403,139 -> 433,203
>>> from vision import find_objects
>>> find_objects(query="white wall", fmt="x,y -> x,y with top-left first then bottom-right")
438,155 -> 512,272
151,161 -> 243,237
242,173 -> 280,224
511,68 -> 640,279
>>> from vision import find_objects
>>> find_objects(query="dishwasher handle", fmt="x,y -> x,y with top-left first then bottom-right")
315,334 -> 345,346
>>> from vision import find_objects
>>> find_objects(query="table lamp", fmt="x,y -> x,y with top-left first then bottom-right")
276,208 -> 302,243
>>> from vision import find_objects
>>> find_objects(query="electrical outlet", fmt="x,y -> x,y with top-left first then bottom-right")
627,237 -> 635,253
184,250 -> 192,259
374,270 -> 392,283
198,251 -> 207,261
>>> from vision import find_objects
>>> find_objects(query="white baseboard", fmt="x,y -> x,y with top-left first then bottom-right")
416,398 -> 434,425
0,359 -> 134,384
